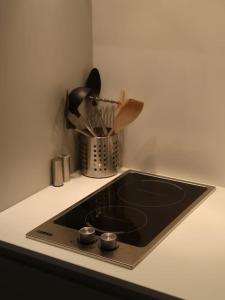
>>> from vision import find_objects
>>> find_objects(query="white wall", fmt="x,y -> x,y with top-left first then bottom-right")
92,0 -> 225,186
0,0 -> 92,211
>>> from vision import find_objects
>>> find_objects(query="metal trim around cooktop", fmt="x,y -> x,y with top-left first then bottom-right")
26,170 -> 215,269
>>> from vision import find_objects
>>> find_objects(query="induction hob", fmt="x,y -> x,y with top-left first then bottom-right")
26,170 -> 215,269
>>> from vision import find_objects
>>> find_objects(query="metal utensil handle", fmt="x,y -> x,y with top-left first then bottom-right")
67,112 -> 92,137
95,107 -> 108,136
86,116 -> 97,136
88,96 -> 120,105
79,115 -> 97,137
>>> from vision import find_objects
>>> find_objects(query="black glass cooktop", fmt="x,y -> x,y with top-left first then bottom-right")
54,171 -> 210,247
26,170 -> 215,269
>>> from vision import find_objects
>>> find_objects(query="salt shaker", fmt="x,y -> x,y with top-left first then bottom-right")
52,157 -> 64,187
58,154 -> 71,182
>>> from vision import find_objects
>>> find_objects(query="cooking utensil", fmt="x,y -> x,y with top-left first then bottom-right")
88,96 -> 120,105
67,112 -> 91,137
95,109 -> 108,136
108,99 -> 144,136
64,90 -> 91,137
86,68 -> 101,101
99,106 -> 115,130
85,68 -> 108,136
87,88 -> 125,105
88,96 -> 113,136
68,87 -> 96,137
87,106 -> 108,137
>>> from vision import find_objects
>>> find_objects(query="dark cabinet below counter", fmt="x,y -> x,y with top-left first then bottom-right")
0,241 -> 179,300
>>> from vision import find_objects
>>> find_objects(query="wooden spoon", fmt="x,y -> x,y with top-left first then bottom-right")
108,98 -> 144,136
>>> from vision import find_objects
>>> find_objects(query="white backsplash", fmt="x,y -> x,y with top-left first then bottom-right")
92,0 -> 225,186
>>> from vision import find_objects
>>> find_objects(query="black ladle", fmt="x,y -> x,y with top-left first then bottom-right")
86,68 -> 101,104
85,68 -> 108,136
85,68 -> 120,104
68,87 -> 90,114
68,87 -> 96,137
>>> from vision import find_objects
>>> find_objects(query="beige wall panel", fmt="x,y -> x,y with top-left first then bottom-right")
0,0 -> 92,211
92,0 -> 225,186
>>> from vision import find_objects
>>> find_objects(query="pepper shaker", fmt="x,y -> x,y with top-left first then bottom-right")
52,158 -> 64,187
58,154 -> 71,182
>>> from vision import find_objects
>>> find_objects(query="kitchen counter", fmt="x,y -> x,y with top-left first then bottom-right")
0,168 -> 225,300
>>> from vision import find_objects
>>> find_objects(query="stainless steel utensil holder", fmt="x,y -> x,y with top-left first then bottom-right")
80,133 -> 121,178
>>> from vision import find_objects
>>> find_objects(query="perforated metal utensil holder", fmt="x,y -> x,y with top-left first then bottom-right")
80,133 -> 121,178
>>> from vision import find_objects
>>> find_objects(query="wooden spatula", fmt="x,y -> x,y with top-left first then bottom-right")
108,98 -> 144,136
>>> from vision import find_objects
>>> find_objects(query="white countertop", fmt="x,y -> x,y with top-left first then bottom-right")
0,168 -> 225,300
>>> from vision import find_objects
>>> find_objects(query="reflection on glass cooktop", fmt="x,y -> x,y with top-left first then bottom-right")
26,170 -> 215,269
54,172 -> 209,247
